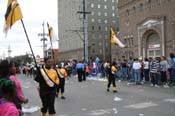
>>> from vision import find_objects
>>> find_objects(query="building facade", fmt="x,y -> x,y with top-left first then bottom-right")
114,0 -> 175,60
46,48 -> 59,64
58,0 -> 84,61
87,0 -> 119,61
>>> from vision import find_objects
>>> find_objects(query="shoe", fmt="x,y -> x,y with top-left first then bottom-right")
113,87 -> 118,93
163,84 -> 169,88
113,90 -> 118,93
150,84 -> 154,87
61,96 -> 66,99
155,84 -> 159,87
55,93 -> 58,98
107,88 -> 109,92
127,82 -> 131,86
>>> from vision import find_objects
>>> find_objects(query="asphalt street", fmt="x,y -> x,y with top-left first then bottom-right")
17,74 -> 175,116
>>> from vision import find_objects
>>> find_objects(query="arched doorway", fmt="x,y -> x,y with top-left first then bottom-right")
146,32 -> 161,58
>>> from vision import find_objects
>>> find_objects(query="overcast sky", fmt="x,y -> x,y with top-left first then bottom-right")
0,0 -> 58,58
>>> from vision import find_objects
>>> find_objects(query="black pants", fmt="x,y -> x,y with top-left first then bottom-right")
161,71 -> 167,83
151,73 -> 159,85
107,74 -> 116,88
144,69 -> 150,82
77,69 -> 82,82
82,70 -> 86,81
40,90 -> 56,114
57,78 -> 65,94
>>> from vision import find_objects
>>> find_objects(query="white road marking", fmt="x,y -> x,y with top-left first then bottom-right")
124,102 -> 158,109
114,97 -> 123,101
164,99 -> 175,103
112,108 -> 118,114
87,77 -> 107,82
88,108 -> 118,115
82,108 -> 87,111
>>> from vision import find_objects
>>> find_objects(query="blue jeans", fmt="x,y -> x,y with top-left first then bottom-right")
121,67 -> 128,80
134,71 -> 141,83
170,68 -> 175,83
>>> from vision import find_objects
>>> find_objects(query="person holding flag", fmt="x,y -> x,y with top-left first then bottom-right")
34,57 -> 59,116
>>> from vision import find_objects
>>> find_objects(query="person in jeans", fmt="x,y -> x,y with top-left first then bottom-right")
143,58 -> 150,83
168,53 -> 175,86
150,57 -> 161,87
132,58 -> 142,85
160,56 -> 169,88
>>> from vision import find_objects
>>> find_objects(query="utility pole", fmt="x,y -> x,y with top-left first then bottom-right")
38,21 -> 49,58
7,45 -> 12,61
77,0 -> 90,61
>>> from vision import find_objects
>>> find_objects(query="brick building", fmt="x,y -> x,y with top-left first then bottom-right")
113,0 -> 175,60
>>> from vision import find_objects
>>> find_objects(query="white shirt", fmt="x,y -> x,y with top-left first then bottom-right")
132,61 -> 141,70
143,61 -> 149,69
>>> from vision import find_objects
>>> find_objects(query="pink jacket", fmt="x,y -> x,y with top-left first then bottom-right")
0,99 -> 19,116
9,75 -> 23,99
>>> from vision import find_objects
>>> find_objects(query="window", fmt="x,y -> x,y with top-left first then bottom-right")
105,27 -> 108,31
105,35 -> 108,39
99,35 -> 102,39
91,11 -> 94,16
104,0 -> 107,2
112,20 -> 116,23
92,26 -> 94,30
91,18 -> 95,22
105,43 -> 109,47
104,20 -> 108,23
99,26 -> 101,31
112,0 -> 115,3
99,50 -> 102,54
98,12 -> 101,16
91,3 -> 94,8
131,38 -> 133,47
133,6 -> 136,12
112,6 -> 115,10
104,5 -> 107,9
98,4 -> 101,9
116,0 -> 118,3
98,19 -> 101,23
92,49 -> 95,54
139,3 -> 143,11
99,42 -> 102,46
112,13 -> 115,17
147,0 -> 152,8
157,0 -> 161,5
104,12 -> 107,16
125,20 -> 130,26
126,9 -> 129,16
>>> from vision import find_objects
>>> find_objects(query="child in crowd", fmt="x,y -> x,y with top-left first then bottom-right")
0,79 -> 19,116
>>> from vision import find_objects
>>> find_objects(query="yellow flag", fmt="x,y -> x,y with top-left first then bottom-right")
47,22 -> 57,42
110,28 -> 125,48
47,22 -> 54,41
4,0 -> 23,36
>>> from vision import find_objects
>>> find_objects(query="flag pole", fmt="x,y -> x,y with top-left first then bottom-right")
109,27 -> 112,63
20,19 -> 37,66
50,40 -> 56,66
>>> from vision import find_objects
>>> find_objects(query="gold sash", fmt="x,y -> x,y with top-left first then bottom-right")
56,69 -> 64,78
40,68 -> 54,87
